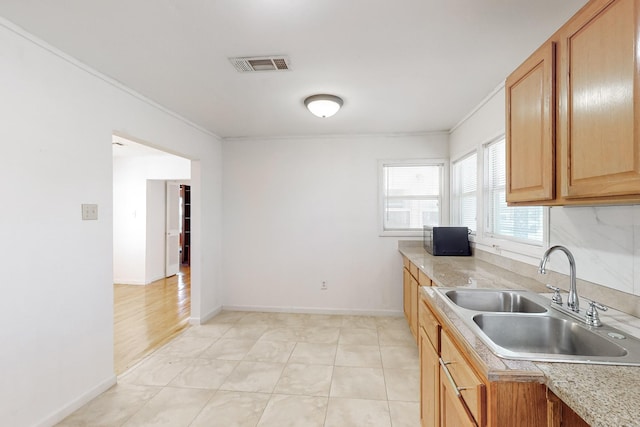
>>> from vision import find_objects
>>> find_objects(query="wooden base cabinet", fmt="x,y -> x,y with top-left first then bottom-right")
409,274 -> 419,341
420,296 -> 485,426
420,327 -> 439,427
402,257 -> 418,342
440,331 -> 486,425
403,256 -> 434,345
419,294 -> 586,427
487,382 -> 548,426
440,375 -> 477,427
403,267 -> 411,322
547,390 -> 589,427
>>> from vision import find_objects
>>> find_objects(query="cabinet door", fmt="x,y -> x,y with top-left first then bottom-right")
547,390 -> 589,427
560,0 -> 640,198
506,41 -> 556,203
403,268 -> 411,323
420,330 -> 439,427
440,366 -> 477,427
410,275 -> 419,342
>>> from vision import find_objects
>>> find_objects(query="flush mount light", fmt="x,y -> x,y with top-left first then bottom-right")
304,94 -> 343,118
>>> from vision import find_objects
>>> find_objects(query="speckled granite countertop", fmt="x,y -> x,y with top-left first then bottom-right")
399,243 -> 640,427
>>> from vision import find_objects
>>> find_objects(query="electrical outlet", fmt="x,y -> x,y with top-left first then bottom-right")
321,281 -> 328,290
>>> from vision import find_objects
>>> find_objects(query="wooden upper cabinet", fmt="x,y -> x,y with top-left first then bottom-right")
506,41 -> 555,204
559,0 -> 640,199
505,0 -> 640,205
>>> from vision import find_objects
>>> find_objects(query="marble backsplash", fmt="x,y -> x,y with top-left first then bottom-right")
475,204 -> 640,317
549,205 -> 638,295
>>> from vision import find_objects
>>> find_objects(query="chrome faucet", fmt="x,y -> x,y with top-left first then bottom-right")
538,245 -> 579,313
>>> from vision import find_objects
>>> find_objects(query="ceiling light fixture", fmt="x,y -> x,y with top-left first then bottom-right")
304,94 -> 343,118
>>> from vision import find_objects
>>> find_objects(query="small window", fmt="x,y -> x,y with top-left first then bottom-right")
452,152 -> 477,232
380,161 -> 443,234
484,138 -> 544,244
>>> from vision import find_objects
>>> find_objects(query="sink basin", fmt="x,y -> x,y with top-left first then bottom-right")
432,287 -> 640,365
473,314 -> 627,357
445,290 -> 547,313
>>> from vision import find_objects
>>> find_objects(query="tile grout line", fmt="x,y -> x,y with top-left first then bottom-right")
59,311 -> 418,426
379,333 -> 394,427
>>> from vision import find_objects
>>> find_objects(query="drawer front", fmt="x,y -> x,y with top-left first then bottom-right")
440,330 -> 485,426
402,256 -> 411,271
409,262 -> 419,279
418,270 -> 432,287
419,298 -> 440,352
440,368 -> 477,427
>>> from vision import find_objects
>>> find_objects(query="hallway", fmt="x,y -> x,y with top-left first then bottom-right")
114,267 -> 191,374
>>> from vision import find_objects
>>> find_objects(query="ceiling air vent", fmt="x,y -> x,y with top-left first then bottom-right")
229,56 -> 290,72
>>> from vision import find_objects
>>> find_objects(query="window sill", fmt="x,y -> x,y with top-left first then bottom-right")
379,230 -> 424,238
474,235 -> 546,263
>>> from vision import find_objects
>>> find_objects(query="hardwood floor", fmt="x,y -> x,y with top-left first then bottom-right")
114,266 -> 191,374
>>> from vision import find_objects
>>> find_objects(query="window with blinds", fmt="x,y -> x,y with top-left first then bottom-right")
381,162 -> 443,232
452,152 -> 477,232
485,138 -> 544,244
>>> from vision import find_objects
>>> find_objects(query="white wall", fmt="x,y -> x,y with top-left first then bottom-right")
449,84 -> 640,298
222,134 -> 449,314
0,20 -> 222,427
449,85 -> 506,161
113,154 -> 190,284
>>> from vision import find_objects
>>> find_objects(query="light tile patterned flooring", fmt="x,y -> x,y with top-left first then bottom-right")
58,311 -> 420,427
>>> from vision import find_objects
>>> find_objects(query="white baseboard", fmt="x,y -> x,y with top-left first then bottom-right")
145,274 -> 166,284
221,305 -> 403,317
35,374 -> 116,427
113,278 -> 146,285
190,305 -> 223,325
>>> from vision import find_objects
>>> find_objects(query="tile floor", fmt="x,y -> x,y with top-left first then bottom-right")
57,311 -> 420,427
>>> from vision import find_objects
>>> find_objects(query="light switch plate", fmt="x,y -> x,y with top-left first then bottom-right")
82,204 -> 98,220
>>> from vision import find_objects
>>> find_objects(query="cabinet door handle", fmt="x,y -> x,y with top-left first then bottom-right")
439,358 -> 469,397
440,358 -> 478,426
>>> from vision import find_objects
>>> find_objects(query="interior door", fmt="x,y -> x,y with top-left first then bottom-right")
165,181 -> 180,277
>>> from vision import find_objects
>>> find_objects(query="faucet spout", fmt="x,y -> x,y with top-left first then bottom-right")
538,245 -> 578,312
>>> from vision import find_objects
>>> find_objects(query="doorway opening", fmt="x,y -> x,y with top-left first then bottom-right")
179,184 -> 191,267
112,135 -> 193,374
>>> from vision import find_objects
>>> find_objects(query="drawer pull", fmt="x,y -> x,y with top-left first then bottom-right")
440,358 -> 478,426
440,358 -> 464,397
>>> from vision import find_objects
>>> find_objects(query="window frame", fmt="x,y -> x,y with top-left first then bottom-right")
451,150 -> 478,234
477,135 -> 549,256
378,159 -> 449,237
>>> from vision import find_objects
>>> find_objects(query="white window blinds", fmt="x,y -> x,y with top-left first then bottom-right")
382,162 -> 443,231
452,152 -> 477,232
485,138 -> 544,244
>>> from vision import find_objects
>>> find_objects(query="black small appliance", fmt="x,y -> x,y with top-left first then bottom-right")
423,226 -> 471,256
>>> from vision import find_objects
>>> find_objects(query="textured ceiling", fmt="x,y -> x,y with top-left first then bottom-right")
0,0 -> 588,138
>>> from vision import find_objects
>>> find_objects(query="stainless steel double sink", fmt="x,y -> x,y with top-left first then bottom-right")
435,288 -> 640,365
